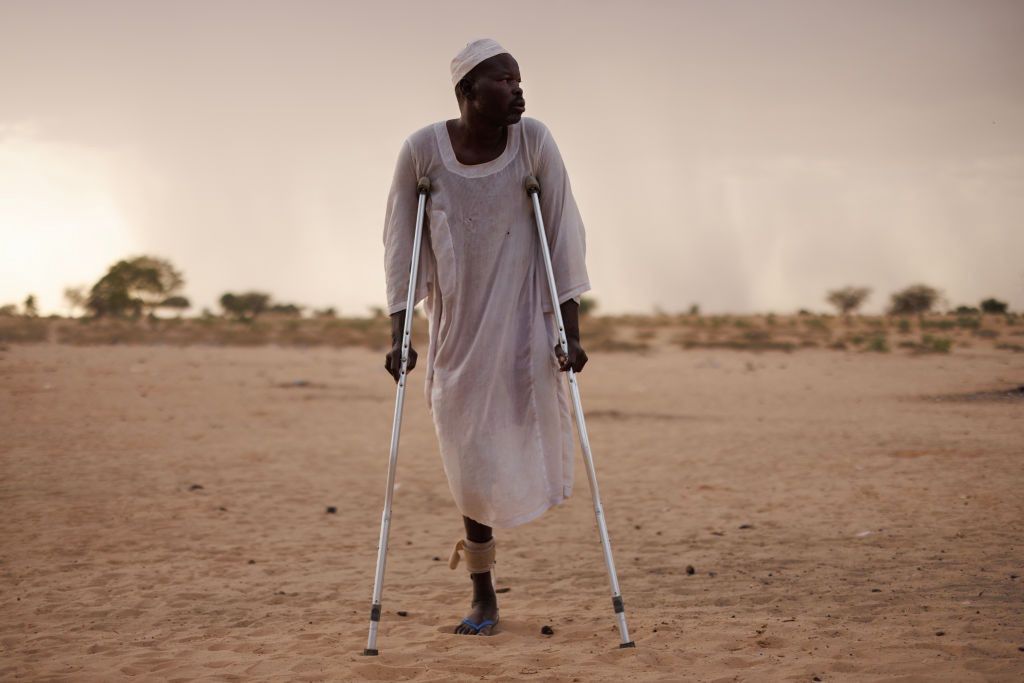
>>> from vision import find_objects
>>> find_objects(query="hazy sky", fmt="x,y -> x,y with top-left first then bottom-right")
2,0 -> 1022,315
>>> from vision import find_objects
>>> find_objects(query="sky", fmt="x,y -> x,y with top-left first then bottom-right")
1,0 -> 1022,316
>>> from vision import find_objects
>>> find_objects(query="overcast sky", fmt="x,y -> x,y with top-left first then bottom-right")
1,0 -> 1022,315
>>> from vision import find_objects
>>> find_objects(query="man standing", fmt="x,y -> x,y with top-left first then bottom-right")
382,39 -> 590,636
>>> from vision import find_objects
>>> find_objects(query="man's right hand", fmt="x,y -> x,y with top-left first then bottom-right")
385,309 -> 417,383
384,342 -> 417,383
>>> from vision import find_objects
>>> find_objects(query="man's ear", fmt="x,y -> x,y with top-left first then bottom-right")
457,76 -> 474,101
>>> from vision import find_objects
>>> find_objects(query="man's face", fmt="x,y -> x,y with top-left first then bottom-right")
463,53 -> 525,125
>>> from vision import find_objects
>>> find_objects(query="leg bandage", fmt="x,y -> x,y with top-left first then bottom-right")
448,537 -> 496,579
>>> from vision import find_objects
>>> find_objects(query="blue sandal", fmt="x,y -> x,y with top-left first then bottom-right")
460,617 -> 497,634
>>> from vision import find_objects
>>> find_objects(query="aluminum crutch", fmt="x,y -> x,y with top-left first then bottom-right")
525,175 -> 635,649
363,175 -> 431,656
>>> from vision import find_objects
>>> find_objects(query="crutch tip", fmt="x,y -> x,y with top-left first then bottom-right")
524,175 -> 540,195
417,177 -> 431,194
362,648 -> 379,656
619,641 -> 636,649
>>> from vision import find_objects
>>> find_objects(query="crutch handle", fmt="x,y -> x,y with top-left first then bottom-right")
524,175 -> 540,196
417,176 -> 432,195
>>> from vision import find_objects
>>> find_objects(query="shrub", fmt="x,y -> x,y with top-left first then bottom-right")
921,334 -> 953,353
866,335 -> 889,352
220,291 -> 271,319
888,284 -> 941,316
980,298 -> 1008,314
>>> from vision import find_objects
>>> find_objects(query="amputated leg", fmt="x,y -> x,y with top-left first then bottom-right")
452,515 -> 499,635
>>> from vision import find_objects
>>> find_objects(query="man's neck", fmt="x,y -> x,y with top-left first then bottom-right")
451,116 -> 505,149
447,115 -> 508,165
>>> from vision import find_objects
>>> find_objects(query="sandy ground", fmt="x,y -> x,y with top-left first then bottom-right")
1,342 -> 1022,682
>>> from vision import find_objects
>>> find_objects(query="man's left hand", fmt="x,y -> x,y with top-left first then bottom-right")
555,337 -> 588,373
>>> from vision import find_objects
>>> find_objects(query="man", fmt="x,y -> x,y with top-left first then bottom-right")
382,38 -> 590,636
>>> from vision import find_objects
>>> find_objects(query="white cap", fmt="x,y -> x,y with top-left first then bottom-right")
450,38 -> 509,87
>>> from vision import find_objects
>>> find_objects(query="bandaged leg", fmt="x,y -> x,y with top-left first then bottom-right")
448,537 -> 496,584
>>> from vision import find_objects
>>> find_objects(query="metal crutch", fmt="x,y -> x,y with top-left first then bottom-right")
363,175 -> 431,656
525,175 -> 636,649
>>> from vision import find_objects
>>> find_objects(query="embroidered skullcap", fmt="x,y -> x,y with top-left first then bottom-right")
450,38 -> 510,87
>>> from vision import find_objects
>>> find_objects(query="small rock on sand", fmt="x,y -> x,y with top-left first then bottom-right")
541,625 -> 554,635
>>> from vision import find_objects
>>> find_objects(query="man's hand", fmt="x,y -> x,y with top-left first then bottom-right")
554,298 -> 587,373
555,337 -> 588,373
384,308 -> 416,383
385,341 -> 417,383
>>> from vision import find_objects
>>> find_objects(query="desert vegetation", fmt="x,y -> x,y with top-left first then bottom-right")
0,259 -> 1018,355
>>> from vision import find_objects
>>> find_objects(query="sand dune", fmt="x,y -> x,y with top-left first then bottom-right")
1,342 -> 1022,681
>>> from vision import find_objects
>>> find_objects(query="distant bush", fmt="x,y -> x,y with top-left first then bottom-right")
220,291 -> 271,320
865,335 -> 889,353
921,335 -> 953,354
888,284 -> 941,316
826,286 -> 871,315
980,298 -> 1008,314
954,305 -> 979,314
579,295 -> 598,316
897,318 -> 912,334
268,303 -> 304,316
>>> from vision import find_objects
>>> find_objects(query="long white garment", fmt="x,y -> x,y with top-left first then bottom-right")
382,117 -> 590,528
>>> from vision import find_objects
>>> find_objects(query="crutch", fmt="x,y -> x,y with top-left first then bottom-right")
363,175 -> 431,656
525,175 -> 636,649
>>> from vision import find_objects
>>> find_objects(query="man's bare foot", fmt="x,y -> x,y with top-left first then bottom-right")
454,572 -> 499,635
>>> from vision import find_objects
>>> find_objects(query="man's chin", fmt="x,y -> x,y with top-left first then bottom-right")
506,111 -> 524,124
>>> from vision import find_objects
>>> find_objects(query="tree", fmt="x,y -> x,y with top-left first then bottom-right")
826,286 -> 871,316
64,286 -> 88,317
980,298 -> 1008,314
87,256 -> 185,318
579,295 -> 598,317
220,291 -> 271,320
888,284 -> 941,316
23,294 -> 38,317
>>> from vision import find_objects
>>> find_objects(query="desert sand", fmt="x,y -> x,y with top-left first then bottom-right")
1,340 -> 1022,681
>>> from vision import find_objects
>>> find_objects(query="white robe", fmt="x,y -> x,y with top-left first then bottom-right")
382,117 -> 590,528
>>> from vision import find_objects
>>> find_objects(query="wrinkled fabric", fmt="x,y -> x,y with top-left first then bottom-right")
382,117 -> 590,528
